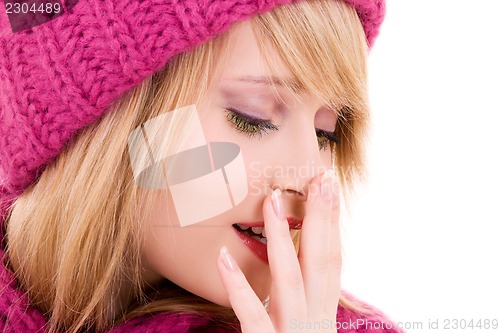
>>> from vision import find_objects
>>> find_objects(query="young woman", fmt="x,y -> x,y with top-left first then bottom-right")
0,0 -> 402,332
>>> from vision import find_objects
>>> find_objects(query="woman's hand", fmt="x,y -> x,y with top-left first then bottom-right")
217,168 -> 341,332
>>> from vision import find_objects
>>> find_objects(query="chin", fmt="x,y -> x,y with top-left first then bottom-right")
238,259 -> 272,300
190,271 -> 271,309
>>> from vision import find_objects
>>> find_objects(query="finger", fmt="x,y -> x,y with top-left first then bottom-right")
298,168 -> 340,316
326,176 -> 342,316
217,246 -> 274,333
263,190 -> 307,324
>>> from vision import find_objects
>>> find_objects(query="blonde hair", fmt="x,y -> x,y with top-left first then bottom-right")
5,0 -> 370,332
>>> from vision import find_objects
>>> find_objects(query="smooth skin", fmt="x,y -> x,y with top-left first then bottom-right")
141,21 -> 339,308
217,168 -> 341,332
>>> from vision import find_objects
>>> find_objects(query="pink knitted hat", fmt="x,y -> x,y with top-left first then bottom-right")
0,0 -> 385,222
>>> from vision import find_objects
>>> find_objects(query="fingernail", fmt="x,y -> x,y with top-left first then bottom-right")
220,246 -> 237,271
271,189 -> 285,219
321,168 -> 335,197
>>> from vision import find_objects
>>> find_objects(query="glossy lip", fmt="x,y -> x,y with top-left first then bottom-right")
232,226 -> 268,264
232,217 -> 303,264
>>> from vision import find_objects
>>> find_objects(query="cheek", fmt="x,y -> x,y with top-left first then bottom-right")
139,192 -> 221,298
321,146 -> 335,166
139,191 -> 272,306
139,190 -> 178,281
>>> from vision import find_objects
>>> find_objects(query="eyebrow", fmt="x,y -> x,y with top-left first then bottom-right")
225,75 -> 305,93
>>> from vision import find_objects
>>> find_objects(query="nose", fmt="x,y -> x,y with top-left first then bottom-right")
268,114 -> 331,200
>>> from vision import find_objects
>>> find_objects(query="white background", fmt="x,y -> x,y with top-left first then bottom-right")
341,1 -> 500,332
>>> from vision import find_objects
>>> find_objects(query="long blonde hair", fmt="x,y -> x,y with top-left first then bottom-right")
6,0 -> 370,332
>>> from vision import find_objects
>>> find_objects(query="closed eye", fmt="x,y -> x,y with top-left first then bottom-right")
316,129 -> 340,151
225,108 -> 278,139
225,108 -> 340,151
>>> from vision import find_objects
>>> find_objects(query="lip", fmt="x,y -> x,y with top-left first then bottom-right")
232,217 -> 303,264
232,226 -> 268,264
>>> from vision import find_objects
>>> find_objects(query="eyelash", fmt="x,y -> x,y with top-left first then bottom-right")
316,129 -> 340,151
225,108 -> 340,151
225,108 -> 278,139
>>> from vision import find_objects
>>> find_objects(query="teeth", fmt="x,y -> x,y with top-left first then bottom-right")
258,237 -> 267,245
236,224 -> 267,239
251,227 -> 263,235
251,235 -> 261,241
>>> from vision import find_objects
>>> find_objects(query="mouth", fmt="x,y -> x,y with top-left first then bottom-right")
233,223 -> 267,245
231,218 -> 303,264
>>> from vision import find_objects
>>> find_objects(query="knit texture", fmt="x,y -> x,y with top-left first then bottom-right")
0,0 -> 386,331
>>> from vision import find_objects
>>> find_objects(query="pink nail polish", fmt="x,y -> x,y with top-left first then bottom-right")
271,189 -> 285,218
220,246 -> 237,271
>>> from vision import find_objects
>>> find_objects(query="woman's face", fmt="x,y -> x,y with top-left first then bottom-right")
140,21 -> 338,306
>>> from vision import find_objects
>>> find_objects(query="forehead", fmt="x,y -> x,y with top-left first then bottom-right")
214,16 -> 357,112
220,21 -> 295,86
